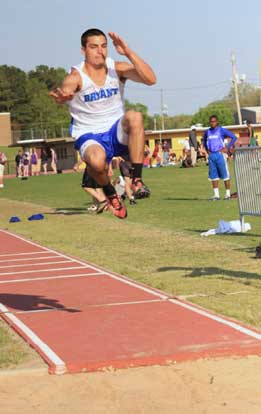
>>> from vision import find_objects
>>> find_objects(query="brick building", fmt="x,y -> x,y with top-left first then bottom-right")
0,113 -> 12,146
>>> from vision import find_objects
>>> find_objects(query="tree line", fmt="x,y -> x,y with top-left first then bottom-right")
0,64 -> 260,137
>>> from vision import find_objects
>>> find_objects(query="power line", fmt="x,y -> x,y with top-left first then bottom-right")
125,80 -> 230,93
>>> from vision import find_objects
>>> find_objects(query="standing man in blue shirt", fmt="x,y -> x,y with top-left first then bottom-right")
203,115 -> 237,200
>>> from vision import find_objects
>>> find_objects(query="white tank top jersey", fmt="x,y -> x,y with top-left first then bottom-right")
68,58 -> 125,139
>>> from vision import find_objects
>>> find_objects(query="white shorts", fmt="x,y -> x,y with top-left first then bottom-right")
0,164 -> 5,176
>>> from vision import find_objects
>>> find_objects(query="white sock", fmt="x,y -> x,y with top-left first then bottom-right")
226,189 -> 230,197
214,188 -> 220,198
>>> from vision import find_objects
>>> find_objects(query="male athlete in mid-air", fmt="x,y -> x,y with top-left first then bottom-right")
203,115 -> 237,200
50,28 -> 156,218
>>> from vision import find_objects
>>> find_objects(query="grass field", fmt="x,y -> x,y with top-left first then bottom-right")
0,164 -> 260,367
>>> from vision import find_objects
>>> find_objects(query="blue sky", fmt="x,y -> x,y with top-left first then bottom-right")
1,0 -> 261,116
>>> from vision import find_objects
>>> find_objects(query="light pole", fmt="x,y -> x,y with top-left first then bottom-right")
160,89 -> 168,142
231,51 -> 242,125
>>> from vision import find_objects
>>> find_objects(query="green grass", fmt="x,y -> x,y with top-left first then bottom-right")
0,321 -> 30,368
0,164 -> 260,367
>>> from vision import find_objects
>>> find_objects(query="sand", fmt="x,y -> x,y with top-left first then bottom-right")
1,357 -> 261,414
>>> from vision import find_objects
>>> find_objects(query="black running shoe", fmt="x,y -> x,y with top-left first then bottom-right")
132,179 -> 151,199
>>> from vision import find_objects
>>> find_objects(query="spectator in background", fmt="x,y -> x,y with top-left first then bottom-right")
203,114 -> 237,201
150,141 -> 163,167
50,148 -> 57,174
182,138 -> 190,161
15,150 -> 23,177
255,135 -> 259,146
30,149 -> 39,176
188,126 -> 198,166
74,159 -> 107,213
0,151 -> 7,188
246,120 -> 256,147
119,155 -> 138,204
158,142 -> 163,166
162,140 -> 170,166
41,149 -> 48,174
144,143 -> 152,167
150,141 -> 159,167
168,151 -> 176,165
198,142 -> 209,164
22,152 -> 29,179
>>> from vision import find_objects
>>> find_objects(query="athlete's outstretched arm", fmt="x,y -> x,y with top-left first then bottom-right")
109,32 -> 156,85
50,71 -> 81,104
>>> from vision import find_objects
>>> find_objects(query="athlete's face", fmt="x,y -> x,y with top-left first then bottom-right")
82,35 -> 108,66
210,118 -> 218,128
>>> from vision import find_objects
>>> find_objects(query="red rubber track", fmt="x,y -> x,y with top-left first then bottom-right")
0,230 -> 260,374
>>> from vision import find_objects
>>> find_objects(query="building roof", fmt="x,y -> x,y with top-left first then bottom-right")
10,137 -> 74,147
145,124 -> 253,135
241,106 -> 261,113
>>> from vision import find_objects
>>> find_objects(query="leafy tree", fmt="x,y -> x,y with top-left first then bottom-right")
0,65 -> 29,118
0,65 -> 70,136
125,99 -> 153,129
224,82 -> 260,109
192,102 -> 234,126
25,78 -> 69,136
28,65 -> 67,90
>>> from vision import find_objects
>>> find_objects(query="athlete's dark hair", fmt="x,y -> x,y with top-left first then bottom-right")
209,114 -> 218,121
81,28 -> 107,47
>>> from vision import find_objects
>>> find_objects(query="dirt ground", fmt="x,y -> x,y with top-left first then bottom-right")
1,357 -> 261,414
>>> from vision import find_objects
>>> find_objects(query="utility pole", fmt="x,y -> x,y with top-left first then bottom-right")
160,88 -> 165,131
231,52 -> 242,125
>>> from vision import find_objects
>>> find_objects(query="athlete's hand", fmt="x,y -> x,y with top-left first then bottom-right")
109,32 -> 131,57
50,88 -> 74,104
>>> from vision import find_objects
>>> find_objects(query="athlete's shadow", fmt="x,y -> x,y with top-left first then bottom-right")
163,197 -> 206,201
45,207 -> 87,216
0,293 -> 81,313
157,266 -> 261,281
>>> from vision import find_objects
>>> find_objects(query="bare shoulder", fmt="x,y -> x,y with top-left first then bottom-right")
63,69 -> 82,90
69,68 -> 82,80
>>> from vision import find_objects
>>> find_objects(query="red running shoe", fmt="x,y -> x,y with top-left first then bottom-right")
107,194 -> 127,219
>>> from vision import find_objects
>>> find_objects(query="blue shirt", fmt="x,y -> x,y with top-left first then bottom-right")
203,126 -> 237,153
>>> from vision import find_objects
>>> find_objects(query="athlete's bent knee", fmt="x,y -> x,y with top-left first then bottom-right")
85,149 -> 106,174
125,111 -> 143,129
89,157 -> 107,174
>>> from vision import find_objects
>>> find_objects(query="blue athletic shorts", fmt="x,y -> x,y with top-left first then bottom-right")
74,118 -> 129,163
208,152 -> 230,181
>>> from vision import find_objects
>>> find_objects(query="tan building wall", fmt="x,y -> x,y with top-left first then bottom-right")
145,124 -> 261,158
0,113 -> 12,146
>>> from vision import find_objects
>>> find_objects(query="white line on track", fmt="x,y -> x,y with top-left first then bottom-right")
168,298 -> 261,340
0,303 -> 66,374
0,272 -> 103,284
13,299 -> 165,314
0,251 -> 51,257
0,266 -> 88,277
0,260 -> 73,269
0,255 -> 60,263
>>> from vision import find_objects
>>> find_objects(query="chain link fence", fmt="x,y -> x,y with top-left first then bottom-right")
12,126 -> 70,143
234,146 -> 261,230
